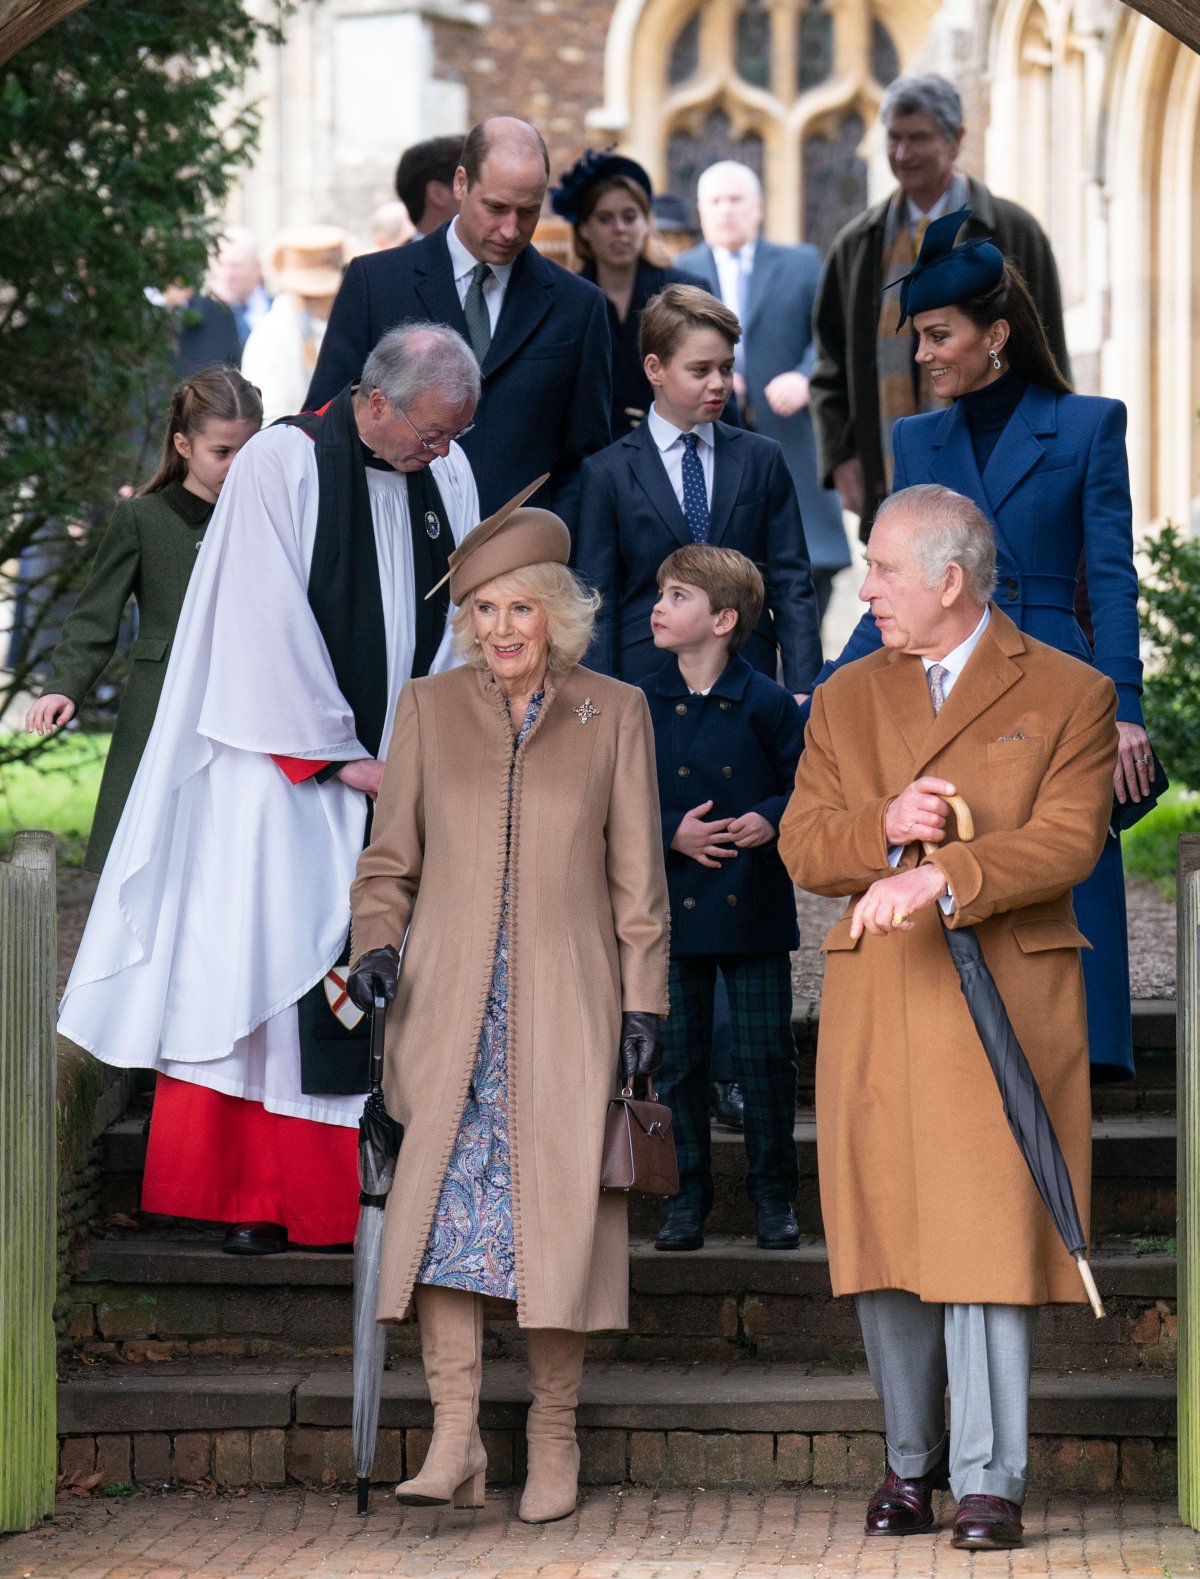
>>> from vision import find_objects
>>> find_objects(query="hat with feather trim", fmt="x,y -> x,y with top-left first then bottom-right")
891,207 -> 1005,329
426,475 -> 570,603
549,147 -> 653,225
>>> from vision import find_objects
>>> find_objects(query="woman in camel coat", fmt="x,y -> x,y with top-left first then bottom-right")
347,488 -> 669,1524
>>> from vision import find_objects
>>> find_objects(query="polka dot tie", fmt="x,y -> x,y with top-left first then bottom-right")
680,432 -> 710,542
927,662 -> 949,714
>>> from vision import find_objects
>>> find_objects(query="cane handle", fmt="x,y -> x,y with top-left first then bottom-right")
921,792 -> 975,860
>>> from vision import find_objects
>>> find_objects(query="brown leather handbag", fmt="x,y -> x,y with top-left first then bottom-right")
600,1082 -> 680,1196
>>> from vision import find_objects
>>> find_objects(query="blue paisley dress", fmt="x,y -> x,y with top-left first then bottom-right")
417,690 -> 545,1299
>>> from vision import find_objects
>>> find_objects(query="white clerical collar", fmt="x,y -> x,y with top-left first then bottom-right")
922,605 -> 991,684
647,405 -> 716,452
907,186 -> 958,226
446,216 -> 515,291
712,240 -> 756,268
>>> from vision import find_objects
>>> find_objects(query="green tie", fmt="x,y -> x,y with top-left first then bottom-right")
464,261 -> 492,364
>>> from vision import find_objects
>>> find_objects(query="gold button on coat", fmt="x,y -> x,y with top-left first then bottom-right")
683,897 -> 696,909
675,702 -> 688,715
722,765 -> 733,778
726,894 -> 738,906
678,765 -> 690,778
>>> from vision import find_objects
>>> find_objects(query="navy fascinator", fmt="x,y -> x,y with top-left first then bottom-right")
892,207 -> 1006,328
549,147 -> 653,225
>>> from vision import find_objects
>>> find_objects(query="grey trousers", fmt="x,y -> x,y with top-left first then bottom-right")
855,1289 -> 1038,1504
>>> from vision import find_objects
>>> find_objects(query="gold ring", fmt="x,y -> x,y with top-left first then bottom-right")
891,910 -> 907,927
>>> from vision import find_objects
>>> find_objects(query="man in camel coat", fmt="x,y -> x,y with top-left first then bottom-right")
780,483 -> 1116,1552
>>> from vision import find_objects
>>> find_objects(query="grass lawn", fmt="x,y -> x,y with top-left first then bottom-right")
0,732 -> 110,867
1122,783 -> 1200,900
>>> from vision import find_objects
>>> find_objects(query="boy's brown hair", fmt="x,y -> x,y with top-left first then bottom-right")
639,283 -> 741,364
656,544 -> 764,652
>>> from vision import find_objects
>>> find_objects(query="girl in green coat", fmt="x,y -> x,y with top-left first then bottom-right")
26,366 -> 262,870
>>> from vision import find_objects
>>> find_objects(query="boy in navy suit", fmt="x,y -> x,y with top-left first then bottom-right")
641,544 -> 804,1252
576,284 -> 822,694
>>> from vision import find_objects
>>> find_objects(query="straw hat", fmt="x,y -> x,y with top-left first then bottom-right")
426,476 -> 570,604
269,224 -> 355,298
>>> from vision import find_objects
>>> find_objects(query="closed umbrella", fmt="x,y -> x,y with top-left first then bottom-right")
353,986 -> 405,1514
929,795 -> 1104,1320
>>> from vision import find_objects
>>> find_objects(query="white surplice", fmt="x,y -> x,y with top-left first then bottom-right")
59,425 -> 477,1127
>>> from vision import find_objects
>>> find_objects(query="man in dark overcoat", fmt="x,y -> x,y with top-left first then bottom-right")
306,116 -> 612,529
809,73 -> 1069,538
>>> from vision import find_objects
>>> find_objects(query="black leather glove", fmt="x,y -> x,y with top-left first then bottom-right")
619,1010 -> 663,1087
346,945 -> 400,1013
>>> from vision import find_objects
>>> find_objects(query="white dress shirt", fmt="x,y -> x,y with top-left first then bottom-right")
711,241 -> 756,315
906,187 -> 958,227
887,605 -> 992,908
445,217 -> 514,334
647,406 -> 716,506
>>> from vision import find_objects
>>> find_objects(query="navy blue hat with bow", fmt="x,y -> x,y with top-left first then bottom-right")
892,207 -> 1006,328
549,147 -> 653,225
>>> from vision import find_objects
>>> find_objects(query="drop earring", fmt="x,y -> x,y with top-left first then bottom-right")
990,348 -> 1002,371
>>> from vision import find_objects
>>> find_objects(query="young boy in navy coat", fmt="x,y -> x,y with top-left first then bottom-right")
575,284 -> 822,694
641,543 -> 805,1252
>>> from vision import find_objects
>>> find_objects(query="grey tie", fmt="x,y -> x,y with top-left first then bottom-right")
927,662 -> 949,714
463,262 -> 493,364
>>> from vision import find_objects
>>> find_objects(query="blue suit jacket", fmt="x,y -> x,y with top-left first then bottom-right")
574,418 -> 824,691
305,224 -> 612,526
675,240 -> 849,574
814,386 -> 1146,724
641,654 -> 803,956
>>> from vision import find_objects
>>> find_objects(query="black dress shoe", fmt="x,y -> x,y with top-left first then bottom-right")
864,1468 -> 937,1536
655,1202 -> 704,1252
222,1221 -> 288,1255
710,1081 -> 744,1131
951,1494 -> 1023,1550
755,1198 -> 801,1249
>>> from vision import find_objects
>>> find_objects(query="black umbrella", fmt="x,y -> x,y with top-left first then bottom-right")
353,986 -> 405,1514
929,796 -> 1104,1320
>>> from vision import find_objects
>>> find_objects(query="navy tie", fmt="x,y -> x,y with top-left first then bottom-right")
680,432 -> 709,542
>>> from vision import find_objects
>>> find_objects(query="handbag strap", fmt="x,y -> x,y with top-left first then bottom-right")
620,1080 -> 658,1102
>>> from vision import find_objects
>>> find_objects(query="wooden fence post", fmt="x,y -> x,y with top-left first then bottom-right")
1177,833 -> 1200,1528
0,831 -> 57,1531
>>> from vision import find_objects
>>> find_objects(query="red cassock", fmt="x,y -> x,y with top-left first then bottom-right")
140,753 -> 357,1245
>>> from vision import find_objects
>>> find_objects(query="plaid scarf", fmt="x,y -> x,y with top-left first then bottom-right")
876,180 -> 967,487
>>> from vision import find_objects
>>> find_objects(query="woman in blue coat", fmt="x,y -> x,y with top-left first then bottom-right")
816,210 -> 1156,1081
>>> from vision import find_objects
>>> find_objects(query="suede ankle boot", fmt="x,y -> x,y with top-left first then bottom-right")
394,1284 -> 486,1508
519,1327 -> 586,1523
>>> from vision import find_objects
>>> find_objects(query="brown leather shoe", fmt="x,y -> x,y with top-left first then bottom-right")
951,1494 -> 1023,1550
863,1468 -> 936,1536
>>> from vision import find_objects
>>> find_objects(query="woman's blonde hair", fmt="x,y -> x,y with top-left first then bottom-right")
451,561 -> 601,674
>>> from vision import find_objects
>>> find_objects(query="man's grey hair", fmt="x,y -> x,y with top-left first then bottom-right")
880,74 -> 964,144
696,160 -> 762,204
876,484 -> 997,603
359,322 -> 481,411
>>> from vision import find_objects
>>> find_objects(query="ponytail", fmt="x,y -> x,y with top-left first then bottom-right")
137,365 -> 264,496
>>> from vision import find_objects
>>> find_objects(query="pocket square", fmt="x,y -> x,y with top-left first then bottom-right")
995,732 -> 1027,742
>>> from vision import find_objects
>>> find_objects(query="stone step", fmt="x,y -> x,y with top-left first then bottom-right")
97,1110 -> 1178,1238
55,1357 -> 1177,1497
68,1233 -> 1178,1372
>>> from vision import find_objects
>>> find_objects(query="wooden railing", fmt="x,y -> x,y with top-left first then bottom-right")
0,830 -> 57,1532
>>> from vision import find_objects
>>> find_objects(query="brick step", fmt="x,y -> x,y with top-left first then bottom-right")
68,1234 -> 1177,1372
97,1110 -> 1177,1239
55,1357 -> 1177,1497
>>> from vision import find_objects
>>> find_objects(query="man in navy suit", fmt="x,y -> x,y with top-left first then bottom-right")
575,284 -> 823,695
676,161 -> 850,619
306,117 -> 612,526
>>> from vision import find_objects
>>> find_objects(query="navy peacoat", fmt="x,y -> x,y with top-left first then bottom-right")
641,653 -> 804,956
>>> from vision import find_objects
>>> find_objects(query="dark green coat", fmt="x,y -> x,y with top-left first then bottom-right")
47,481 -> 213,870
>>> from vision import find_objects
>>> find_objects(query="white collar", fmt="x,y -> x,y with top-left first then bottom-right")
446,216 -> 516,290
647,405 -> 716,452
906,186 -> 958,225
922,605 -> 991,682
712,240 -> 756,267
